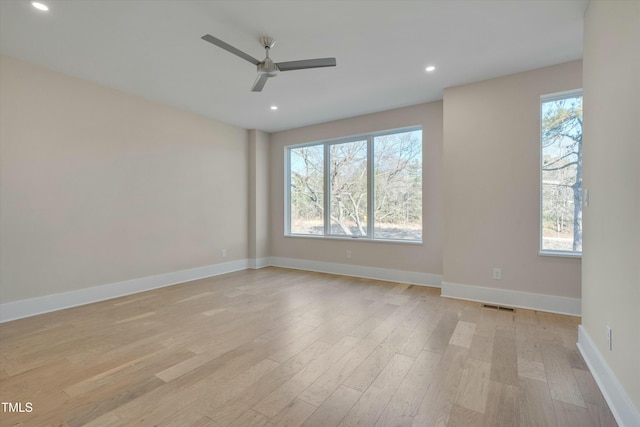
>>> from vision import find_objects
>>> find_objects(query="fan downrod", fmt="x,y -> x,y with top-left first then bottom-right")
257,37 -> 278,77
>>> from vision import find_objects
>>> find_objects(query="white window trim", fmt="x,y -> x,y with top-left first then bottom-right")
285,126 -> 423,243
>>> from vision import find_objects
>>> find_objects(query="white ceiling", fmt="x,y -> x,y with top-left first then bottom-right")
0,0 -> 588,133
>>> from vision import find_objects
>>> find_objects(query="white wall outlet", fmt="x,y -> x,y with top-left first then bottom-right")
606,325 -> 612,350
492,268 -> 502,280
346,250 -> 352,259
221,249 -> 227,258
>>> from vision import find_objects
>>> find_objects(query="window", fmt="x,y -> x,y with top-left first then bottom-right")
287,127 -> 422,242
289,144 -> 324,235
540,90 -> 583,255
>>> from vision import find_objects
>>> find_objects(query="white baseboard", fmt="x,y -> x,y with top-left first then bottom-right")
2,260 -> 582,323
578,326 -> 640,427
441,281 -> 581,316
268,257 -> 442,288
0,260 -> 249,323
248,257 -> 271,270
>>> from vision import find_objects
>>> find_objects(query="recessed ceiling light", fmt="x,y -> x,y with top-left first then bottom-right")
31,2 -> 49,11
425,66 -> 436,72
270,106 -> 278,111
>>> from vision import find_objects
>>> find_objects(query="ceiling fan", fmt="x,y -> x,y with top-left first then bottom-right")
201,34 -> 337,92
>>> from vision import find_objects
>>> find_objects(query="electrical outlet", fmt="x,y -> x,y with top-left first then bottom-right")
346,250 -> 352,259
221,249 -> 227,258
606,325 -> 612,350
492,268 -> 502,280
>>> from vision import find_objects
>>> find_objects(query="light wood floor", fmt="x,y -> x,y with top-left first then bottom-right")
0,267 -> 616,427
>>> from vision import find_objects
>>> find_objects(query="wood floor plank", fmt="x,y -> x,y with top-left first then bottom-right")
567,347 -> 589,371
154,409 -> 215,427
253,336 -> 358,418
266,329 -> 324,364
397,306 -> 442,358
517,357 -> 547,382
364,299 -> 421,344
518,376 -> 558,427
269,398 -> 318,427
539,339 -> 586,408
553,400 -> 595,427
302,385 -> 361,427
155,353 -> 214,382
207,358 -> 280,409
374,350 -> 441,426
449,320 -> 477,348
454,357 -> 491,414
113,311 -> 156,324
490,328 -> 518,386
448,404 -> 484,427
175,291 -> 215,304
423,310 -> 459,353
572,368 -> 618,427
341,342 -> 398,393
64,347 -> 192,397
116,340 -> 281,425
298,339 -> 378,407
201,307 -> 229,317
516,323 -> 543,363
186,417 -> 221,427
411,344 -> 468,426
342,302 -> 425,392
468,333 -> 494,362
482,380 -> 520,427
228,409 -> 273,427
338,353 -> 414,427
81,411 -> 122,427
474,308 -> 497,339
65,376 -> 165,427
204,340 -> 332,426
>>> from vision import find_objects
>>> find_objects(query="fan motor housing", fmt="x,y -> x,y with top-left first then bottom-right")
258,58 -> 278,77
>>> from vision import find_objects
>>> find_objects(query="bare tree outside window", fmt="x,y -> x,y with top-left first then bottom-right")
541,93 -> 583,253
290,145 -> 323,235
329,140 -> 368,236
374,131 -> 422,240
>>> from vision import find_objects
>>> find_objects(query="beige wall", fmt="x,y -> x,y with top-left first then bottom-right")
269,103 -> 443,275
582,0 -> 640,411
443,61 -> 583,298
248,129 -> 270,262
0,55 -> 249,303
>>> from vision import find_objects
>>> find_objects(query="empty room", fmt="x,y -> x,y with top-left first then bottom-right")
0,1 -> 637,426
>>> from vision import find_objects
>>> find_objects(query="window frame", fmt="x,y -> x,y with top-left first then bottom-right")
539,89 -> 583,258
285,126 -> 423,243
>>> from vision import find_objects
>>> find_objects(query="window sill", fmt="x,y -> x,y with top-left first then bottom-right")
284,234 -> 423,245
539,250 -> 582,259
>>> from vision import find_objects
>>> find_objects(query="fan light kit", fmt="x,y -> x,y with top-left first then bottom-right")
425,66 -> 436,72
201,34 -> 337,92
270,106 -> 278,111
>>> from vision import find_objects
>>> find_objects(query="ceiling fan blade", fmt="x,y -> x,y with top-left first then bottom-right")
276,58 -> 337,71
251,75 -> 269,92
201,34 -> 260,66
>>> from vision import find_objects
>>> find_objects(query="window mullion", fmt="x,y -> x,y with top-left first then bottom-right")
323,142 -> 330,236
285,148 -> 291,234
367,136 -> 374,238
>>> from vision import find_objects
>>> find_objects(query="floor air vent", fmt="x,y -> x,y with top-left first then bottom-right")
482,304 -> 515,312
